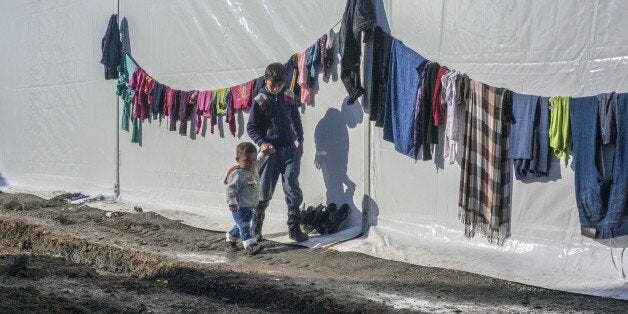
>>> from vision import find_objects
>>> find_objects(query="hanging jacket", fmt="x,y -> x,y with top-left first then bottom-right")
339,0 -> 375,104
100,14 -> 121,80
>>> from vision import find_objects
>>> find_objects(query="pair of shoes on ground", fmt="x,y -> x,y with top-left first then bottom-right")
300,203 -> 350,235
225,241 -> 263,255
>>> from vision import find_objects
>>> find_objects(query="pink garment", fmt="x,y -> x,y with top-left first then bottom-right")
231,80 -> 255,110
195,90 -> 213,134
128,68 -> 147,119
297,51 -> 314,104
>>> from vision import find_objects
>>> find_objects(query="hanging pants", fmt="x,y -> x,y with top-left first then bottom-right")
570,94 -> 628,239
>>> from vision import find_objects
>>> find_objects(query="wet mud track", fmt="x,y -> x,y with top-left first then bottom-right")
0,192 -> 626,313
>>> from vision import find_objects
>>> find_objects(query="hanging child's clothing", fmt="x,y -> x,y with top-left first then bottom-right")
231,80 -> 255,110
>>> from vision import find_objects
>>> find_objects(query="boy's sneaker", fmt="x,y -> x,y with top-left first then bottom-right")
225,241 -> 239,252
245,243 -> 263,255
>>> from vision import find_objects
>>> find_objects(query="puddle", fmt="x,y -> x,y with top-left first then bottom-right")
175,252 -> 227,264
361,290 -> 543,313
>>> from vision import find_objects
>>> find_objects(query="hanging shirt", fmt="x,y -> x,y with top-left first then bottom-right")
549,96 -> 571,164
297,51 -> 314,104
323,29 -> 335,77
213,88 -> 230,116
231,80 -> 255,110
510,93 -> 550,180
100,14 -> 120,80
195,90 -> 213,134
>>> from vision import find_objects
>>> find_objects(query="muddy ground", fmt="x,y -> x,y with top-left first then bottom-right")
0,192 -> 625,313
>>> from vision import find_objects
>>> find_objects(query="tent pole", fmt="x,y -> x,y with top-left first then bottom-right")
114,0 -> 120,199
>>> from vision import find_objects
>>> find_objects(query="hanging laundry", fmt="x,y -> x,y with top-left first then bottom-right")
549,96 -> 571,164
339,0 -> 375,104
128,68 -> 150,120
384,39 -> 426,157
284,54 -> 299,95
169,90 -> 181,131
178,90 -> 197,135
254,75 -> 265,96
306,42 -> 320,88
195,90 -> 213,135
416,62 -> 441,160
509,93 -> 550,180
411,61 -> 430,157
459,82 -> 513,244
297,51 -> 314,104
144,76 -> 155,112
432,66 -> 448,126
120,17 -> 132,57
571,93 -> 627,239
442,70 -> 462,165
225,90 -> 237,137
100,14 -> 121,80
368,26 -> 393,127
322,29 -> 335,78
149,82 -> 166,119
231,80 -> 255,110
163,87 -> 174,117
318,34 -> 328,75
213,88 -> 230,116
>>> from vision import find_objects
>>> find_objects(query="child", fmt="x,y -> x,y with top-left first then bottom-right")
247,63 -> 309,242
224,142 -> 265,254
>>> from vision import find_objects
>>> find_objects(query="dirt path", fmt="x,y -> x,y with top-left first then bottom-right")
0,192 -> 625,313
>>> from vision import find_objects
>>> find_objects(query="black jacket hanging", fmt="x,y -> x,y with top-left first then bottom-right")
100,14 -> 121,80
339,0 -> 375,104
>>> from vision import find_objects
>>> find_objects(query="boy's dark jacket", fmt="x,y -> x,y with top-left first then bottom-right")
247,88 -> 304,149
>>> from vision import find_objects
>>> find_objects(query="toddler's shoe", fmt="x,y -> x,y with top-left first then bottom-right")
245,243 -> 263,255
225,241 -> 239,252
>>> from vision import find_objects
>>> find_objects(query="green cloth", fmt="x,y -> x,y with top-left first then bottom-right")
213,88 -> 230,116
549,96 -> 570,164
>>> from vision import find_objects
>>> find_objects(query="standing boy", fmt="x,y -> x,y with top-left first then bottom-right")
247,63 -> 309,242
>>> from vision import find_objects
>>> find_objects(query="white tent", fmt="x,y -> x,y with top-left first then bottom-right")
0,0 -> 626,299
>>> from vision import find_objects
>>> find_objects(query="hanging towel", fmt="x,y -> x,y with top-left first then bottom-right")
100,14 -> 120,80
459,81 -> 513,244
385,39 -> 426,157
549,96 -> 571,164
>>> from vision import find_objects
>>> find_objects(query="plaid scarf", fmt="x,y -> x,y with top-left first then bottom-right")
458,80 -> 513,244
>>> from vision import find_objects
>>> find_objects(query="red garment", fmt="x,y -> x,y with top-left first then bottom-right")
432,66 -> 447,126
163,87 -> 174,116
128,68 -> 149,120
231,80 -> 255,110
226,91 -> 237,137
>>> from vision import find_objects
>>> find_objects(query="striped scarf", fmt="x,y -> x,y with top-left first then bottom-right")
458,80 -> 513,244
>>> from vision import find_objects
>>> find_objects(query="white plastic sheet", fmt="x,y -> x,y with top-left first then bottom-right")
0,0 -> 626,299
